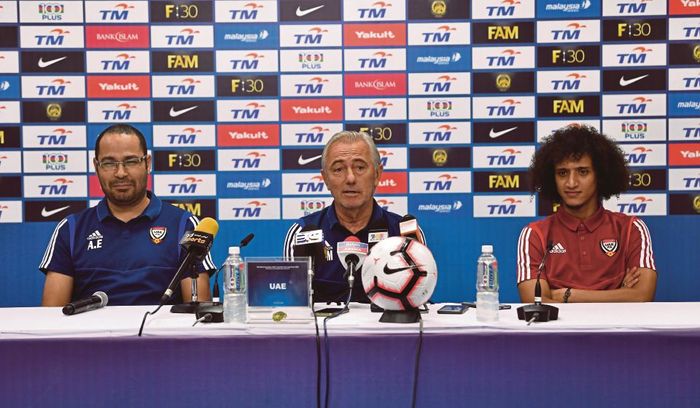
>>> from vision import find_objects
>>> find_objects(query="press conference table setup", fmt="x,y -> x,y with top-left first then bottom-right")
2,303 -> 699,408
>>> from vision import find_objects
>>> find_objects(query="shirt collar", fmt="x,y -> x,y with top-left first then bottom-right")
96,191 -> 161,222
326,200 -> 382,234
555,203 -> 605,232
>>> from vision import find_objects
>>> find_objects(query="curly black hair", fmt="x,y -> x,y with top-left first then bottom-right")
530,125 -> 629,203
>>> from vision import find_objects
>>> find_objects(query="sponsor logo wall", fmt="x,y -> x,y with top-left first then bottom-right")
2,0 -> 697,225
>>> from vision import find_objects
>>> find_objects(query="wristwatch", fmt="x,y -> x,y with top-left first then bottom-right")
563,288 -> 572,303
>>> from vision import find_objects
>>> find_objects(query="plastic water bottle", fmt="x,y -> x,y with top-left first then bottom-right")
476,245 -> 499,322
223,246 -> 246,323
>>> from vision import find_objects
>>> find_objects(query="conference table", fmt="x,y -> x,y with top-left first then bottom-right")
1,302 -> 699,408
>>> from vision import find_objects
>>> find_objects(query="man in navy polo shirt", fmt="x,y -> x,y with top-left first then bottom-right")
517,125 -> 657,303
40,124 -> 215,306
283,131 -> 423,303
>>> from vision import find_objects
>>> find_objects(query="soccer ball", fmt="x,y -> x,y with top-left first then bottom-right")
361,236 -> 438,311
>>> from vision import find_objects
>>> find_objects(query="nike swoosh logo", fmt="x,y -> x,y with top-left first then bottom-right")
298,154 -> 322,166
169,106 -> 198,117
489,126 -> 518,138
619,74 -> 649,87
41,205 -> 70,218
38,56 -> 67,68
296,5 -> 324,17
383,265 -> 415,275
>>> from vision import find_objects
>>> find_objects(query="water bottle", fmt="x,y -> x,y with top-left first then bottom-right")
476,245 -> 499,322
223,246 -> 246,323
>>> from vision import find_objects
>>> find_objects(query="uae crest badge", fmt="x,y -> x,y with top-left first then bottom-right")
149,226 -> 167,244
599,239 -> 618,257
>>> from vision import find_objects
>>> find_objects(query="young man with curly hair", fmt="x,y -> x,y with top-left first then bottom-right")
517,125 -> 657,303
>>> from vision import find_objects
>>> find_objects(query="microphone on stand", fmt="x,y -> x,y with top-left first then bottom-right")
62,291 -> 108,315
163,217 -> 218,307
517,242 -> 559,324
399,214 -> 425,244
337,236 -> 368,304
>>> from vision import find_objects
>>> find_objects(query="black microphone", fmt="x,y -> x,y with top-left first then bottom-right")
399,214 -> 424,244
367,218 -> 389,250
240,233 -> 254,248
517,242 -> 559,323
160,217 -> 219,304
293,224 -> 325,270
62,291 -> 108,315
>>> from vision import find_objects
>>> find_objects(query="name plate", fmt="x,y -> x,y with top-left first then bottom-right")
246,257 -> 312,323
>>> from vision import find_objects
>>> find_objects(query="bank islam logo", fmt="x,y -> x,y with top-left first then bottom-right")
417,200 -> 463,214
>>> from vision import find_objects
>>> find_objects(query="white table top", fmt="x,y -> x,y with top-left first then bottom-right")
2,302 -> 699,339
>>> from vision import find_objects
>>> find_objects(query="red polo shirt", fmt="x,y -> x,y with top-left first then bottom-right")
516,206 -> 656,290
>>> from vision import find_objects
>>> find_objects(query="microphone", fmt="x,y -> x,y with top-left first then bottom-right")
240,233 -> 254,248
62,291 -> 108,315
399,214 -> 424,244
293,224 -> 326,269
367,218 -> 389,250
337,236 -> 368,284
161,217 -> 219,304
517,242 -> 559,323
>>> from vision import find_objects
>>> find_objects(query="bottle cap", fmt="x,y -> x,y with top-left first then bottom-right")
228,246 -> 240,255
481,244 -> 493,253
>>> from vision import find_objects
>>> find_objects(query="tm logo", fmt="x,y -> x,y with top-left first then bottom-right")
167,127 -> 202,144
423,174 -> 458,191
296,175 -> 325,193
488,198 -> 521,215
358,1 -> 391,19
167,177 -> 202,194
35,29 -> 70,46
618,196 -> 653,213
102,103 -> 136,120
616,97 -> 651,115
229,2 -> 264,20
38,178 -> 73,195
625,147 -> 653,164
100,53 -> 135,71
295,126 -> 329,143
551,73 -> 586,91
616,46 -> 652,64
682,124 -> 700,138
422,75 -> 455,93
487,148 -> 521,166
166,29 -> 199,46
486,99 -> 521,116
422,25 -> 456,43
376,198 -> 394,210
617,2 -> 647,14
423,124 -> 456,142
36,79 -> 71,96
166,78 -> 200,95
486,0 -> 517,17
231,152 -> 266,169
359,101 -> 393,118
232,201 -> 266,218
551,23 -> 586,41
378,150 -> 393,167
37,128 -> 72,145
294,77 -> 328,94
99,3 -> 133,21
359,51 -> 392,69
230,102 -> 265,120
294,27 -> 328,45
486,49 -> 520,67
230,52 -> 263,70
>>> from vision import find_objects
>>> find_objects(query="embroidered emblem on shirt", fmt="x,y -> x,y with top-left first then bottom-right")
86,230 -> 103,251
549,243 -> 567,254
149,226 -> 167,244
600,239 -> 619,257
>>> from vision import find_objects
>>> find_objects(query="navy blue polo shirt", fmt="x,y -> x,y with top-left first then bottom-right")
40,191 -> 215,305
283,200 -> 403,303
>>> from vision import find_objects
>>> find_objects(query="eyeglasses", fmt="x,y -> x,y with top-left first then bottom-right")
96,155 -> 147,171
